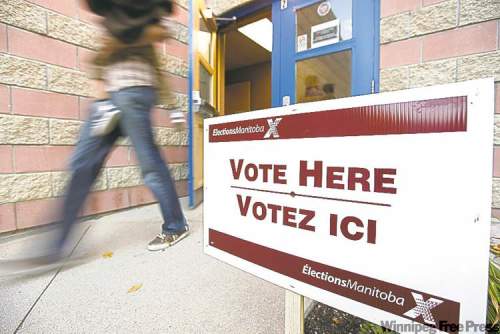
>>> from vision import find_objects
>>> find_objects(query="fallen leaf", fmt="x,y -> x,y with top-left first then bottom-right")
128,284 -> 143,293
102,251 -> 114,259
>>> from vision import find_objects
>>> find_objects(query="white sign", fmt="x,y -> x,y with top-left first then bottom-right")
297,34 -> 308,52
317,1 -> 331,16
311,19 -> 339,49
204,79 -> 494,333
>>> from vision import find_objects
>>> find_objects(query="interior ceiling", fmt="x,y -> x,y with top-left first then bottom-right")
225,30 -> 271,71
225,9 -> 273,72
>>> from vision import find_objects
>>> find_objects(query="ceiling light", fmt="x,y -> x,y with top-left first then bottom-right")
238,18 -> 273,52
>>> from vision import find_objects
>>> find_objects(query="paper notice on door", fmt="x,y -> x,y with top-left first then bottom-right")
297,34 -> 308,52
311,19 -> 340,49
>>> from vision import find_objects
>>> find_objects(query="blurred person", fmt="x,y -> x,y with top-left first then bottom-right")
0,0 -> 189,275
52,0 -> 190,257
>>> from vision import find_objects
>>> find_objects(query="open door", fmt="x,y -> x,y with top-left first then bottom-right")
191,0 -> 219,206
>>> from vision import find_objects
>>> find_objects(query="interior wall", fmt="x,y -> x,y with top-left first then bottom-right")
226,61 -> 272,112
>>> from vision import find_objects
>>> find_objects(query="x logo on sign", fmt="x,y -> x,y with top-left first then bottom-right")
403,292 -> 444,325
264,118 -> 282,139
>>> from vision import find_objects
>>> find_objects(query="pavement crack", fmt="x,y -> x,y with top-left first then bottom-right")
13,225 -> 92,334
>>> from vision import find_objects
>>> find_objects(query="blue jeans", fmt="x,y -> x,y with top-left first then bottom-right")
57,86 -> 185,248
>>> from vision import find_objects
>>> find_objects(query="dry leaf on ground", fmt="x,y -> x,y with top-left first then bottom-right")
128,284 -> 143,293
102,251 -> 114,259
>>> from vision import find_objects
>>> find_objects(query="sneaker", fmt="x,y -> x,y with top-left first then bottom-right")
90,101 -> 122,137
147,225 -> 189,251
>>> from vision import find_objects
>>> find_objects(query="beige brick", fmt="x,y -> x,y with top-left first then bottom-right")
409,58 -> 457,88
174,0 -> 188,9
160,93 -> 189,110
0,54 -> 46,89
176,93 -> 188,111
410,0 -> 457,36
52,170 -> 106,197
0,115 -> 49,144
493,177 -> 500,208
160,54 -> 188,77
169,163 -> 188,181
154,128 -> 188,146
167,21 -> 188,44
460,0 -> 500,26
47,11 -> 98,49
47,66 -> 90,96
494,115 -> 500,146
51,171 -> 70,197
0,0 -> 47,34
0,173 -> 52,204
380,67 -> 409,92
381,12 -> 411,43
457,51 -> 500,82
107,166 -> 142,189
176,24 -> 188,44
212,0 -> 252,15
50,119 -> 82,145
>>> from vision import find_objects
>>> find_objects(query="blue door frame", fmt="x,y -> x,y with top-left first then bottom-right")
188,0 -> 380,206
272,0 -> 380,107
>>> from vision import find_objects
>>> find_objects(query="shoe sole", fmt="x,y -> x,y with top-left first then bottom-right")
147,230 -> 190,252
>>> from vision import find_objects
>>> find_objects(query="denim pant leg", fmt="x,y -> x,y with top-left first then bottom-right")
56,105 -> 121,249
111,87 -> 185,234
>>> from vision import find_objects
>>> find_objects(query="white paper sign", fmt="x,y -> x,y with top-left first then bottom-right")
311,19 -> 339,49
297,34 -> 308,52
204,79 -> 495,333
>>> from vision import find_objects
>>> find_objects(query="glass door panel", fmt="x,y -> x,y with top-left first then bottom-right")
296,50 -> 352,103
296,0 -> 352,52
272,0 -> 378,107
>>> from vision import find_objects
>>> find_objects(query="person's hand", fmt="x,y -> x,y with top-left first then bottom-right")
143,24 -> 170,43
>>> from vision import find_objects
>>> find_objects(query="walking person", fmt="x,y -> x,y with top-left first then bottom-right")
54,0 -> 189,256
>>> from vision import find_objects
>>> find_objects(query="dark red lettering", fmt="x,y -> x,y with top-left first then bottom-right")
326,166 -> 345,189
341,216 -> 364,241
259,164 -> 272,182
367,219 -> 377,244
244,164 -> 258,181
299,160 -> 323,187
298,209 -> 316,232
252,202 -> 266,220
283,206 -> 297,227
374,168 -> 397,194
347,167 -> 370,192
230,159 -> 244,180
330,214 -> 338,236
236,194 -> 251,216
267,204 -> 282,223
274,165 -> 287,184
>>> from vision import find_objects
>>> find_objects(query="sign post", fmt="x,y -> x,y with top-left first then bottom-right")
204,79 -> 495,333
285,291 -> 304,334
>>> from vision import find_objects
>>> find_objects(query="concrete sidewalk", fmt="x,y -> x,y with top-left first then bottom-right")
0,205 -> 284,334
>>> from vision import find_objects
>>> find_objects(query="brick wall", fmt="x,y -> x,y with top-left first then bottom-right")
207,0 -> 252,15
379,0 -> 500,217
0,0 -> 190,233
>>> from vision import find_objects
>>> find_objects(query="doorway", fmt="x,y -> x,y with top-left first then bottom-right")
189,0 -> 379,208
222,8 -> 273,115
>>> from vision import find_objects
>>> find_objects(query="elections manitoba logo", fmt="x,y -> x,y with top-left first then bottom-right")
264,118 -> 282,139
404,292 -> 444,325
210,117 -> 283,140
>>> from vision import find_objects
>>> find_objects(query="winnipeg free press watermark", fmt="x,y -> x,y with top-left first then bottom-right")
378,320 -> 499,333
